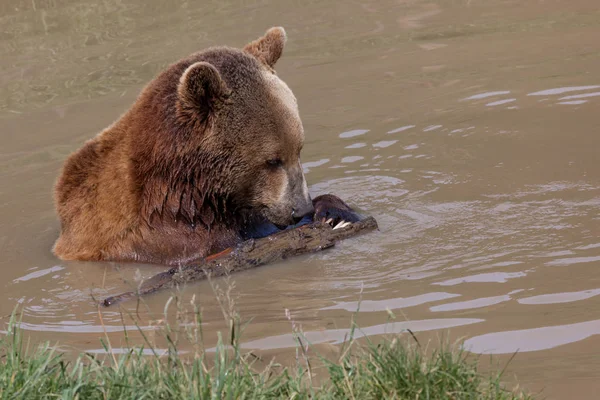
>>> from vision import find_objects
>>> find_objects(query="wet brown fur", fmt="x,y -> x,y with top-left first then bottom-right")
53,27 -> 353,265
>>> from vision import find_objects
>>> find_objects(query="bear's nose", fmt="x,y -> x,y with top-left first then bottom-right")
292,204 -> 314,224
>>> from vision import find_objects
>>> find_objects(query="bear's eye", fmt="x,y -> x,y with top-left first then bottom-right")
266,158 -> 283,168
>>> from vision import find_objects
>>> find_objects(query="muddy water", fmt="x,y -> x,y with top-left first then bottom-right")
1,0 -> 600,397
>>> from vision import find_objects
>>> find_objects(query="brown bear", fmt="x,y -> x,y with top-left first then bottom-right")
53,27 -> 359,266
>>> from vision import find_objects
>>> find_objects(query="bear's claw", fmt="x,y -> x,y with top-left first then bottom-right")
332,220 -> 352,230
313,193 -> 361,229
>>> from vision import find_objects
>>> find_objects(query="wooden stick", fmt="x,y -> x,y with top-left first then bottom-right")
102,216 -> 378,306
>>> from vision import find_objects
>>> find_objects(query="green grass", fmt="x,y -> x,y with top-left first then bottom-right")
0,295 -> 532,400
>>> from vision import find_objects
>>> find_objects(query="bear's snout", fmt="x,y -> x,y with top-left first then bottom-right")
288,167 -> 313,224
292,201 -> 314,224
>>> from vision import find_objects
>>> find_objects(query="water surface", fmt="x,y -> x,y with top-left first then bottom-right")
1,0 -> 600,397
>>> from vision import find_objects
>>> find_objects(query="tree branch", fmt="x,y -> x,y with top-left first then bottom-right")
102,216 -> 378,306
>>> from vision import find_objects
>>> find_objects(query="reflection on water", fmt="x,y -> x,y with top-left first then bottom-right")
387,125 -> 415,134
339,129 -> 369,138
372,140 -> 397,148
13,265 -> 64,282
558,100 -> 587,105
2,0 -> 600,396
486,98 -> 516,107
518,289 -> 600,305
240,318 -> 484,351
560,91 -> 600,100
11,321 -> 154,334
321,292 -> 460,312
545,256 -> 600,267
434,272 -> 528,286
462,91 -> 511,100
430,295 -> 511,312
464,319 -> 600,355
527,86 -> 600,96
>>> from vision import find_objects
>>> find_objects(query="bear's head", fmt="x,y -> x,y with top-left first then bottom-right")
160,27 -> 313,228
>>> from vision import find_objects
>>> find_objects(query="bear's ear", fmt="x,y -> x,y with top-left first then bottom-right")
176,61 -> 230,123
243,27 -> 287,69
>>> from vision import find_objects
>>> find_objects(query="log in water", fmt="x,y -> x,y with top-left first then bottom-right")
102,216 -> 378,306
